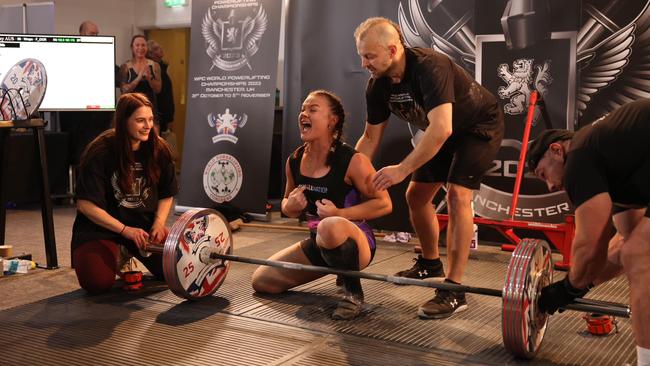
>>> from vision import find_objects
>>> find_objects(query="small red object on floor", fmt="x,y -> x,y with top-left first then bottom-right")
584,313 -> 617,336
122,270 -> 143,291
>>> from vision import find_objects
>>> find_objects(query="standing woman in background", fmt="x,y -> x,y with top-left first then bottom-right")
71,93 -> 178,293
119,35 -> 161,122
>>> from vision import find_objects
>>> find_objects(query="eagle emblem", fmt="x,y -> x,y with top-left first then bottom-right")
397,0 -> 476,74
201,7 -> 268,71
396,0 -> 650,222
398,0 -> 650,126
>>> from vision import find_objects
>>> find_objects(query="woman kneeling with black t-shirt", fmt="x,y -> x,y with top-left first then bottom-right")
71,92 -> 178,293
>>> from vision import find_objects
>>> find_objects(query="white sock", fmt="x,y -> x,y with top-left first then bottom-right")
638,346 -> 650,366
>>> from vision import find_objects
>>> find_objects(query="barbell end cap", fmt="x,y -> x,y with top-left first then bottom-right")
200,247 -> 216,264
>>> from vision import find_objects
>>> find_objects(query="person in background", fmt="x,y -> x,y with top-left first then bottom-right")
79,20 -> 99,36
119,35 -> 161,122
146,40 -> 175,135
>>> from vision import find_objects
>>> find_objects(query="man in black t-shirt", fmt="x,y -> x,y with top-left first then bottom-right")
528,99 -> 650,361
354,17 -> 504,318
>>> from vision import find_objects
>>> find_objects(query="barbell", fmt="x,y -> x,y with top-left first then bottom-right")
141,208 -> 630,359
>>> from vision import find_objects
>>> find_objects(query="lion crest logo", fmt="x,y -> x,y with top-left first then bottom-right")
397,0 -> 650,222
497,58 -> 553,123
201,7 -> 268,71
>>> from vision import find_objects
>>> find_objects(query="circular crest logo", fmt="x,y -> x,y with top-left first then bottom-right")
203,154 -> 243,203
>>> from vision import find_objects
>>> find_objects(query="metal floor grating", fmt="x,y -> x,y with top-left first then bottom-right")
0,233 -> 637,365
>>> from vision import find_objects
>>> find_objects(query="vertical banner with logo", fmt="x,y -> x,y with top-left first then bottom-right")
473,31 -> 577,222
178,0 -> 282,214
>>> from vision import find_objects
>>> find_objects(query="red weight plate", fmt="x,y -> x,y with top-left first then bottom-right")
502,238 -> 553,359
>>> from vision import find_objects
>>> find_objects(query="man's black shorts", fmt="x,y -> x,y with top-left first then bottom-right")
612,203 -> 650,218
411,107 -> 504,190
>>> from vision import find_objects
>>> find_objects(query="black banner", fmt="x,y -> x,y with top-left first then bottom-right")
178,0 -> 282,214
283,0 -> 650,228
472,32 -> 577,222
283,0 -> 477,231
575,0 -> 650,127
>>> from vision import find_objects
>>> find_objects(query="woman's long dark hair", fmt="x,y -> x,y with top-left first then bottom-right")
293,89 -> 346,166
79,93 -> 172,194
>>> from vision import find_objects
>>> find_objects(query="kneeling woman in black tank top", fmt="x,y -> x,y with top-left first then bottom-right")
251,90 -> 392,320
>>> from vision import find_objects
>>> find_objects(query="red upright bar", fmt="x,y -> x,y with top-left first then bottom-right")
509,90 -> 538,220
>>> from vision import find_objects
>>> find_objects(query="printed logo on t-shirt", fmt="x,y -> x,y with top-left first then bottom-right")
111,163 -> 151,209
389,92 -> 427,129
301,184 -> 327,194
301,183 -> 328,216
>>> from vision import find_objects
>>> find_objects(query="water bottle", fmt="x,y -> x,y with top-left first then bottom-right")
470,224 -> 479,250
470,202 -> 478,250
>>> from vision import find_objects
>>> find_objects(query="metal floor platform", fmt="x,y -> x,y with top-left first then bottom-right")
0,230 -> 637,365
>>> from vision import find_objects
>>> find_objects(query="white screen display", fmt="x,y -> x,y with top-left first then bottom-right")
0,33 -> 115,111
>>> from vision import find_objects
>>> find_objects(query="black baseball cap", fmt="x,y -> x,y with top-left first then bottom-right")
527,129 -> 575,171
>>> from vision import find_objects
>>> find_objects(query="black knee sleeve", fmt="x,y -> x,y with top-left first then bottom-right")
319,238 -> 362,295
319,237 -> 360,270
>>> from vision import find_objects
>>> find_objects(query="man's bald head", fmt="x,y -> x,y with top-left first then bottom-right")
354,17 -> 404,48
79,21 -> 99,36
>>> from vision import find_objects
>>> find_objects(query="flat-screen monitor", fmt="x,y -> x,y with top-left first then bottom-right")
0,33 -> 115,111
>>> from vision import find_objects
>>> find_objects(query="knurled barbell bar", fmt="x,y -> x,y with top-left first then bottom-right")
141,208 -> 630,359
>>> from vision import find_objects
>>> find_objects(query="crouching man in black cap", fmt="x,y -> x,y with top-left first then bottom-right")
527,98 -> 650,365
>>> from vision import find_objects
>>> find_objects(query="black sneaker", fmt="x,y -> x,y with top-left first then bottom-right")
394,255 -> 445,282
417,289 -> 468,319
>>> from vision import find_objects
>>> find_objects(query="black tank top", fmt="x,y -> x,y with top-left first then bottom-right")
289,142 -> 361,217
